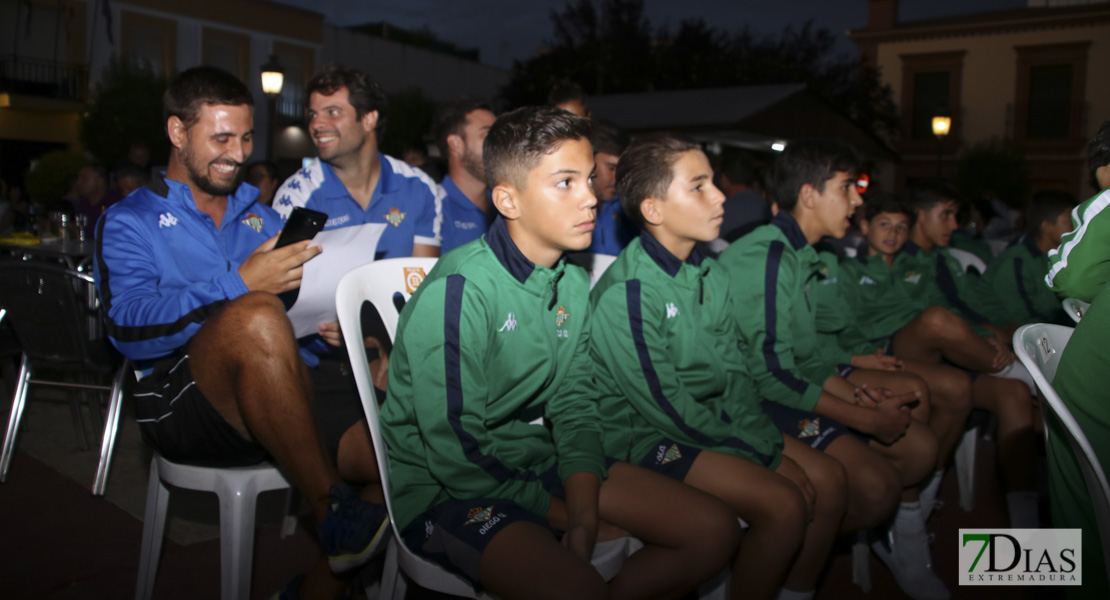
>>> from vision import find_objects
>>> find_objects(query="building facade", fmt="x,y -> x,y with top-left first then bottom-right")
850,0 -> 1110,199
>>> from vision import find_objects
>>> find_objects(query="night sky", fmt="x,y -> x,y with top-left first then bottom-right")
270,0 -> 1027,68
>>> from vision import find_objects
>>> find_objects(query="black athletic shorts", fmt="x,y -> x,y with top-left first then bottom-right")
133,352 -> 364,467
761,400 -> 870,451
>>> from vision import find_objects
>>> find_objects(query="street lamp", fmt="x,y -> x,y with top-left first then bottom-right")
932,114 -> 951,177
260,55 -> 285,161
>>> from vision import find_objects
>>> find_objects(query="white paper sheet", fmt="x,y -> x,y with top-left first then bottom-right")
286,223 -> 387,338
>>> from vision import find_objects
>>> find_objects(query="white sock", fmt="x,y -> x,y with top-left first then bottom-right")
919,470 -> 945,520
1007,491 -> 1040,528
775,588 -> 814,600
895,501 -> 925,536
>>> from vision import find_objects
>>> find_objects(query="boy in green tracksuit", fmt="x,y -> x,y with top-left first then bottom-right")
381,106 -> 738,599
984,190 -> 1076,327
1041,120 -> 1110,600
590,133 -> 846,600
720,140 -> 950,600
845,189 -> 1041,529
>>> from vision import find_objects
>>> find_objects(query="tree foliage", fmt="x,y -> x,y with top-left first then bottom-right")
954,138 -> 1030,208
25,150 -> 85,207
80,57 -> 171,169
500,0 -> 898,141
379,88 -> 437,158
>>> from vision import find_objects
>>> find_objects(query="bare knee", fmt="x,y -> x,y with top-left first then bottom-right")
806,454 -> 849,518
846,454 -> 900,524
760,480 -> 807,545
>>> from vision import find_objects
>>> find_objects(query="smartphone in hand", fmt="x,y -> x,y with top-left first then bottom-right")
275,207 -> 327,249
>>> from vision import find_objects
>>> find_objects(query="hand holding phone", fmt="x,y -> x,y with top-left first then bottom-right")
275,207 -> 327,249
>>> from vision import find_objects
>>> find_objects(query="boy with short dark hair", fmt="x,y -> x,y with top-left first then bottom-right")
587,120 -> 636,255
983,190 -> 1077,326
720,140 -> 950,600
842,190 -> 1042,530
381,107 -> 739,599
591,132 -> 846,600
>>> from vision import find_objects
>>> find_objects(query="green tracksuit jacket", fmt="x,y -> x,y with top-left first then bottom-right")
719,212 -> 826,411
809,248 -> 879,362
382,218 -> 607,532
898,240 -> 998,327
984,234 -> 1067,326
838,250 -> 926,342
1042,188 -> 1110,598
590,232 -> 783,470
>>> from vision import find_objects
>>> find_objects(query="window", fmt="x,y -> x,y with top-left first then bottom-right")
120,11 -> 176,75
202,28 -> 249,82
898,51 -> 965,151
912,72 -> 950,140
272,42 -> 315,118
1014,43 -> 1088,150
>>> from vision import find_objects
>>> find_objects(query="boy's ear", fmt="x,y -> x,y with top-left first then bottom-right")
640,196 -> 664,227
492,184 -> 520,220
167,116 -> 187,150
798,183 -> 819,210
859,218 -> 871,236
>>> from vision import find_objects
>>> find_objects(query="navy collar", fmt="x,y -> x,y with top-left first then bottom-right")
147,172 -> 170,198
902,239 -> 922,256
486,215 -> 536,285
771,211 -> 809,250
640,229 -> 706,278
1020,233 -> 1043,257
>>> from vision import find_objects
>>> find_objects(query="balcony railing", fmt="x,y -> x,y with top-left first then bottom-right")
0,55 -> 89,102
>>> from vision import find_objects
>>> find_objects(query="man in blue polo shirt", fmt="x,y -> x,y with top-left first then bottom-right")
432,96 -> 496,253
587,120 -> 636,255
274,65 -> 442,259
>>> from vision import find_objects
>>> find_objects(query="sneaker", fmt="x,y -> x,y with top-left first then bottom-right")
872,530 -> 950,600
317,483 -> 391,573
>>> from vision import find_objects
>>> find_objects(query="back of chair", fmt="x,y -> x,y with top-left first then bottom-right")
564,252 -> 618,290
0,260 -> 105,365
1062,297 -> 1089,324
336,258 -> 437,521
1014,323 -> 1110,583
947,247 -> 987,275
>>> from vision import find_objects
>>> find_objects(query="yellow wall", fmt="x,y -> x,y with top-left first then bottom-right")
0,107 -> 82,149
875,24 -> 1110,146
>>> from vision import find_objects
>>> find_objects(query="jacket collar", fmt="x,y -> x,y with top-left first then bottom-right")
771,210 -> 809,251
639,229 -> 707,278
486,215 -> 537,285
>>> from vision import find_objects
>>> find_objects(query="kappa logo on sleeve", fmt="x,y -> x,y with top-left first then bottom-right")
498,313 -> 517,332
665,302 -> 679,318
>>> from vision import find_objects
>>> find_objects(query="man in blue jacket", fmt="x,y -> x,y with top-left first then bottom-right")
94,66 -> 386,599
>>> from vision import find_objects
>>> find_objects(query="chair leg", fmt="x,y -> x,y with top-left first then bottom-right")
955,426 -> 978,512
216,472 -> 261,600
136,458 -> 169,600
851,530 -> 871,592
93,364 -> 128,496
68,391 -> 89,452
281,487 -> 299,538
378,538 -> 401,600
1,355 -> 31,483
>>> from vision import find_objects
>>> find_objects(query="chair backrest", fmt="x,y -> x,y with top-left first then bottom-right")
947,247 -> 987,275
564,252 -> 618,290
0,260 -> 111,365
1062,297 -> 1089,324
1014,323 -> 1110,582
335,258 -> 437,529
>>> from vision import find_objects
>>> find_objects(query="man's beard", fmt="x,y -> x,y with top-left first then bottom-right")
461,146 -> 485,183
182,144 -> 244,196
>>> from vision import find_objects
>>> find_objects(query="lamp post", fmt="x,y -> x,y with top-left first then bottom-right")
932,114 -> 951,178
260,55 -> 285,161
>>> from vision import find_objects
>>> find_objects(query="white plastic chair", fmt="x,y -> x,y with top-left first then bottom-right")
336,258 -> 639,599
134,455 -> 292,600
947,247 -> 988,275
563,252 -> 619,290
1062,297 -> 1089,324
1014,323 -> 1110,586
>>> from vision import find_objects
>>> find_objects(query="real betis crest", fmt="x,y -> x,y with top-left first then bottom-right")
660,443 -> 682,465
555,305 -> 570,328
241,212 -> 264,233
465,506 -> 493,525
383,207 -> 406,227
798,418 -> 821,438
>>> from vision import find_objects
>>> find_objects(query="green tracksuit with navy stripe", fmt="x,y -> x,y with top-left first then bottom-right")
837,250 -> 927,343
382,217 -> 607,533
897,240 -> 999,327
983,234 -> 1067,326
1044,188 -> 1110,599
808,248 -> 879,362
718,212 -> 828,411
589,231 -> 783,470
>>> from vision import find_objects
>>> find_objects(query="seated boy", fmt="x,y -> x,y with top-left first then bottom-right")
719,140 -> 949,600
381,106 -> 740,600
841,190 -> 1040,529
590,132 -> 846,600
1043,119 -> 1110,599
984,189 -> 1076,327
